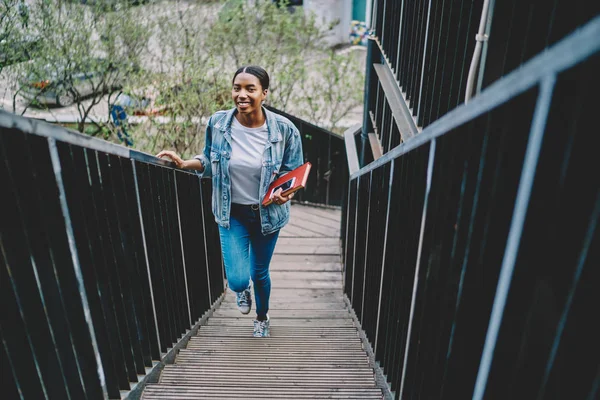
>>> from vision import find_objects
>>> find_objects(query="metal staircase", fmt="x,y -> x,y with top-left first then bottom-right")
142,204 -> 384,399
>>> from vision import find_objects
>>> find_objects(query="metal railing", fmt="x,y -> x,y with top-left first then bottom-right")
0,105 -> 347,399
0,113 -> 224,399
365,0 -> 600,153
267,106 -> 348,207
344,16 -> 600,400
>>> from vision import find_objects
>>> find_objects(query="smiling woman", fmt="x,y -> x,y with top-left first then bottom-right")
157,65 -> 304,339
231,66 -> 269,122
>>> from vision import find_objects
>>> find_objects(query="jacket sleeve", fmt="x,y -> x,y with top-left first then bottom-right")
194,115 -> 213,178
279,123 -> 304,177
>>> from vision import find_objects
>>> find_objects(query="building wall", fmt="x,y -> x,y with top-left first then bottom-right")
352,0 -> 367,21
304,0 -> 353,47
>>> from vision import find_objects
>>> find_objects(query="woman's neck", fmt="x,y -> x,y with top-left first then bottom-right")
235,108 -> 266,128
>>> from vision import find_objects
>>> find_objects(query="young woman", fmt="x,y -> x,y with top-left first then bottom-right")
157,66 -> 304,337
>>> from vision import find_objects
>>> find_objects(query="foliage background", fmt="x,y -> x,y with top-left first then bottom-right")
1,0 -> 365,158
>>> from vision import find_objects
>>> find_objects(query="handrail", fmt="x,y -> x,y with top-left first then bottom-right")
343,14 -> 600,399
353,16 -> 600,181
266,106 -> 349,207
343,123 -> 361,175
1,111 -> 224,399
1,104 -> 350,398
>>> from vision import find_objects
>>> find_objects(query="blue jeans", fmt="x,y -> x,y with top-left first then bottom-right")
218,203 -> 280,319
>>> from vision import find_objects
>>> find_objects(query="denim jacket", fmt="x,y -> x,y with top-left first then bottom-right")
195,107 -> 304,235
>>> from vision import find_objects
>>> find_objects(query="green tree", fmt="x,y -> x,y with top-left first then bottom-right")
4,0 -> 147,133
139,0 -> 364,157
0,0 -> 34,74
2,0 -> 364,155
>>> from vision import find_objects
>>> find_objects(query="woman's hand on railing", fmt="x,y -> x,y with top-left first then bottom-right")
156,150 -> 203,171
156,150 -> 186,168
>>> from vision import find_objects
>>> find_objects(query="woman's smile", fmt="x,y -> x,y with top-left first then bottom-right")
232,72 -> 267,117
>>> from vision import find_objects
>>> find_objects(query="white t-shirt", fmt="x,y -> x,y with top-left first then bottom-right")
229,117 -> 268,204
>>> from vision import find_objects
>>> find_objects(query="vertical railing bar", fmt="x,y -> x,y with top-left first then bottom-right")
350,177 -> 361,303
131,160 -> 162,359
1,242 -> 50,400
360,171 -> 374,322
398,137 -> 437,399
48,138 -> 108,399
381,0 -> 388,48
387,106 -> 394,151
28,256 -> 74,399
16,138 -> 89,397
376,81 -> 382,137
342,177 -> 353,291
472,75 -> 556,400
395,0 -> 406,77
173,172 -> 192,327
374,158 -> 395,354
538,193 -> 599,400
380,105 -> 386,152
476,0 -> 497,94
416,0 -> 433,120
198,177 -> 213,305
0,328 -> 26,399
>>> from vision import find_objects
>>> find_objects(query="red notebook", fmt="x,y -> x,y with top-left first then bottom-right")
262,162 -> 312,207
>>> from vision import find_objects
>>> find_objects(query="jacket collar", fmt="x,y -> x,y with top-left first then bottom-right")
214,106 -> 283,143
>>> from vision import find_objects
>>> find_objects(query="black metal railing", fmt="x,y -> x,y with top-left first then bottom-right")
344,17 -> 599,400
366,0 -> 600,154
481,0 -> 600,89
0,114 -> 224,399
267,106 -> 348,207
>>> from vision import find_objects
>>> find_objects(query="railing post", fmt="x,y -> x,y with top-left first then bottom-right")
398,137 -> 437,399
48,137 -> 108,399
476,0 -> 497,94
416,0 -> 433,121
131,159 -> 162,359
350,177 -> 360,303
394,0 -> 406,76
198,177 -> 213,305
374,158 -> 394,355
359,171 -> 374,321
174,172 -> 193,326
361,38 -> 376,168
472,75 -> 556,400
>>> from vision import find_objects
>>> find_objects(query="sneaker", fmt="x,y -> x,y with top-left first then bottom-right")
236,287 -> 252,314
253,314 -> 270,338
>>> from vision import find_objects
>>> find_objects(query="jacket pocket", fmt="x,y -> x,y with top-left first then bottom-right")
269,202 -> 289,228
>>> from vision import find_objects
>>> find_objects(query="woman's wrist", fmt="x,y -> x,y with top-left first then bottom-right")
182,159 -> 204,171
